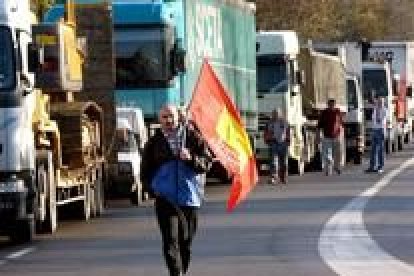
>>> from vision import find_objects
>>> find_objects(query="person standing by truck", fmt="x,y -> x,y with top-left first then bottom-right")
317,99 -> 344,176
366,97 -> 388,174
140,104 -> 211,276
264,109 -> 290,184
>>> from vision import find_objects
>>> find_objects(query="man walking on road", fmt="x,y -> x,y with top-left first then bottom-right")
317,99 -> 344,176
366,97 -> 388,174
264,109 -> 290,184
141,104 -> 212,276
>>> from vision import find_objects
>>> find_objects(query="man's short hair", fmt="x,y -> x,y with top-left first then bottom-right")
328,99 -> 336,104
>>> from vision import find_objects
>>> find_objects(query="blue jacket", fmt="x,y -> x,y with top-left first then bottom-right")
151,160 -> 204,207
140,127 -> 211,207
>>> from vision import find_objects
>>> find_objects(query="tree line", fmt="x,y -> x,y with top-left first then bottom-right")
255,0 -> 414,41
31,0 -> 414,41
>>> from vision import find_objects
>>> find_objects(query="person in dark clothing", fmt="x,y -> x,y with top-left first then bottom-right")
140,104 -> 211,276
317,99 -> 345,176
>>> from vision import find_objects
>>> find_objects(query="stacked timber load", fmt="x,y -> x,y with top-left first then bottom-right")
75,2 -> 116,164
50,102 -> 103,168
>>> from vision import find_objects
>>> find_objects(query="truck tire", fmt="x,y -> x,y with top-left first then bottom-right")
94,167 -> 104,216
10,218 -> 35,244
289,158 -> 304,175
72,184 -> 91,221
310,151 -> 323,172
36,152 -> 57,234
89,171 -> 97,218
130,181 -> 143,206
354,152 -> 362,165
35,165 -> 47,232
404,133 -> 410,144
84,184 -> 92,221
398,135 -> 403,151
385,139 -> 392,154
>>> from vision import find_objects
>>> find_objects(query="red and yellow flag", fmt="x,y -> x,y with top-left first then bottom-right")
188,60 -> 258,212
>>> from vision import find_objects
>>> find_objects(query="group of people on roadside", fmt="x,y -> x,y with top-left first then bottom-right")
264,96 -> 389,185
139,96 -> 389,276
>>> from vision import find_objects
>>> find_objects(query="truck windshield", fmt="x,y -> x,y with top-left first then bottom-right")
347,79 -> 358,108
0,27 -> 15,91
115,26 -> 173,89
257,55 -> 288,96
115,129 -> 139,153
362,69 -> 388,100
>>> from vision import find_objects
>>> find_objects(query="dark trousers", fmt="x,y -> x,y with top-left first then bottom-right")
155,198 -> 198,276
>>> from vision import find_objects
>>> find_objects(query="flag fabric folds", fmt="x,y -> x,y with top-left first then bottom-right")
188,60 -> 258,212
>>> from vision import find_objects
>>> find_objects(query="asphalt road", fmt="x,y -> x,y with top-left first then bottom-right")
1,146 -> 414,276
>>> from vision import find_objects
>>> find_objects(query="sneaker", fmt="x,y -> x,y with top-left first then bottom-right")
377,168 -> 384,174
365,168 -> 376,173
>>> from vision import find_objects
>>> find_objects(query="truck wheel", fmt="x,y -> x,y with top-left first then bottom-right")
289,158 -> 304,175
404,133 -> 410,144
311,151 -> 323,172
94,167 -> 104,216
84,184 -> 92,221
130,181 -> 143,206
10,218 -> 35,244
43,158 -> 57,233
398,135 -> 403,151
88,170 -> 98,218
35,165 -> 47,232
354,152 -> 362,165
385,139 -> 391,154
43,195 -> 57,234
73,184 -> 91,221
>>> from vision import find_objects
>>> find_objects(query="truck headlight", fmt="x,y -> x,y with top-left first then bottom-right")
0,179 -> 26,193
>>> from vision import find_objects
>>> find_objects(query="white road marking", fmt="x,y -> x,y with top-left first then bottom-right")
319,158 -> 414,276
0,247 -> 36,266
5,247 -> 35,260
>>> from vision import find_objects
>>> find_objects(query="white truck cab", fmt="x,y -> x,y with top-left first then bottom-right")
109,107 -> 147,205
256,31 -> 306,175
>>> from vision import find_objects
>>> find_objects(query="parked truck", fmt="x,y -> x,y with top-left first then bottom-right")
108,107 -> 147,205
256,31 -> 307,174
256,31 -> 347,174
367,41 -> 414,147
0,0 -> 109,243
46,0 -> 258,183
312,42 -> 365,164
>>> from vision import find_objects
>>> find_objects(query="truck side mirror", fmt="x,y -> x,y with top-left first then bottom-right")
27,43 -> 40,73
171,39 -> 186,75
